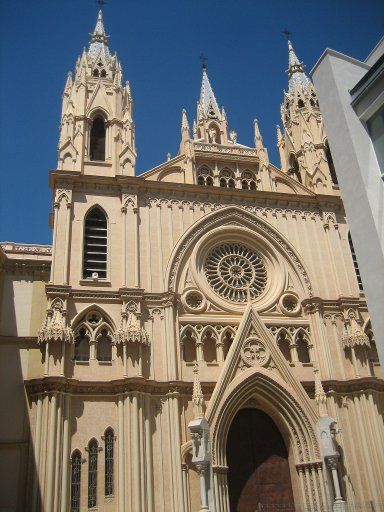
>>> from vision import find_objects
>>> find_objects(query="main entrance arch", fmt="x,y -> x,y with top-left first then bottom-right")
226,408 -> 295,512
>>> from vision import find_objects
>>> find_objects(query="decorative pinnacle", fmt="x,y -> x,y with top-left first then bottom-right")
199,66 -> 220,117
314,367 -> 328,417
192,364 -> 205,419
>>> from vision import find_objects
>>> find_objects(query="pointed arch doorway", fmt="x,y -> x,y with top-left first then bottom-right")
226,408 -> 295,512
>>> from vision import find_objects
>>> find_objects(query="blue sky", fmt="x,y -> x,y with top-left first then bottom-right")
0,0 -> 383,244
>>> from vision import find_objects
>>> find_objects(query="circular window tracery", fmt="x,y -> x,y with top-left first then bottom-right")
204,243 -> 267,302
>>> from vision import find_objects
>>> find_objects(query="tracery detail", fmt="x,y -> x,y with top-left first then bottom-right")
205,243 -> 267,302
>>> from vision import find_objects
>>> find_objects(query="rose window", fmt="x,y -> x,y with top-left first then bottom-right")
205,244 -> 267,302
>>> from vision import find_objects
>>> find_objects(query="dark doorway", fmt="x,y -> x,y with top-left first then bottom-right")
227,408 -> 295,512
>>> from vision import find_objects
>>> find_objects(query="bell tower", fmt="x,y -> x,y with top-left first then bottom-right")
277,40 -> 337,193
58,10 -> 136,176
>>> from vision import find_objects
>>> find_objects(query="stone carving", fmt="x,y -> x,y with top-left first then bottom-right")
115,303 -> 149,345
240,336 -> 270,368
341,309 -> 370,349
38,298 -> 73,344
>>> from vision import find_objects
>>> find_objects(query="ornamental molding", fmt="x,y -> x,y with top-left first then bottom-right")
114,302 -> 150,345
38,297 -> 74,344
239,336 -> 271,370
341,308 -> 370,349
23,375 -> 384,398
167,206 -> 314,297
193,142 -> 258,157
3,261 -> 51,275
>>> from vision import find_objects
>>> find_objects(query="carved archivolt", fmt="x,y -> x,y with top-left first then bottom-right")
38,297 -> 73,344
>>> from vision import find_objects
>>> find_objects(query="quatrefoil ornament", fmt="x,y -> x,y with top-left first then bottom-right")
240,337 -> 270,368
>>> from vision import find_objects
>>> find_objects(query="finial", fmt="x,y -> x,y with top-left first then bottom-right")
314,367 -> 328,417
192,363 -> 205,419
96,0 -> 107,7
166,152 -> 171,161
199,52 -> 208,69
282,28 -> 291,40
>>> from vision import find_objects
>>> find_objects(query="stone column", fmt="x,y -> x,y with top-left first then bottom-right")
50,202 -> 59,283
121,206 -> 127,287
60,394 -> 71,512
118,395 -> 125,512
46,393 -> 58,512
31,394 -> 43,512
63,200 -> 72,284
133,206 -> 140,288
326,456 -> 346,511
196,463 -> 209,511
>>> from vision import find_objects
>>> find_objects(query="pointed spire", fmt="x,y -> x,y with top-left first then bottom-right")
89,9 -> 111,63
314,367 -> 328,417
64,72 -> 73,96
287,40 -> 310,90
199,66 -> 220,118
253,119 -> 269,166
181,109 -> 190,137
276,124 -> 283,143
192,364 -> 205,419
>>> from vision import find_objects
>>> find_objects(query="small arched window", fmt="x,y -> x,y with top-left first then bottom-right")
88,439 -> 98,508
277,331 -> 291,363
97,328 -> 112,361
202,330 -> 217,363
325,140 -> 338,185
100,69 -> 107,78
197,167 -> 214,186
241,170 -> 257,191
182,329 -> 196,363
90,116 -> 106,161
289,154 -> 302,183
219,169 -> 236,188
348,232 -> 363,291
83,206 -> 107,279
298,99 -> 305,108
104,428 -> 114,496
296,331 -> 311,363
74,328 -> 90,361
92,69 -> 99,77
70,450 -> 82,512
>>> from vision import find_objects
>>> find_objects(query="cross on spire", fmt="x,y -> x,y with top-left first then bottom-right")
199,53 -> 208,69
282,28 -> 291,40
96,0 -> 107,7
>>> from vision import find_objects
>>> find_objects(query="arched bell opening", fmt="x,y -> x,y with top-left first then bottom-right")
226,407 -> 295,512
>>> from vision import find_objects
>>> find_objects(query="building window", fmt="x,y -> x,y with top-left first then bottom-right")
289,154 -> 302,183
296,331 -> 311,363
88,439 -> 98,508
104,428 -> 114,496
83,206 -> 107,279
90,116 -> 106,161
219,169 -> 236,188
348,232 -> 363,291
241,170 -> 257,190
74,327 -> 90,361
367,104 -> 384,175
70,450 -> 82,512
325,140 -> 338,185
197,166 -> 214,186
97,329 -> 112,361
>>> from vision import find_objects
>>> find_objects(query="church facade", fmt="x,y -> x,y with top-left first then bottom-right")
0,10 -> 383,512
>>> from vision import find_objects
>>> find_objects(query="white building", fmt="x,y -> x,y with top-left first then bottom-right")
311,37 -> 384,366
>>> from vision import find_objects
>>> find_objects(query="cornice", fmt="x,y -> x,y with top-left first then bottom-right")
24,376 -> 384,397
49,170 -> 344,209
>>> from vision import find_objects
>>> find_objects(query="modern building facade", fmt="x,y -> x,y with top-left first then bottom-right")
0,11 -> 383,512
311,37 -> 384,367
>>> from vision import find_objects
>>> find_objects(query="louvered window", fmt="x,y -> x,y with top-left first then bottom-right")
83,207 -> 107,279
104,428 -> 114,496
88,440 -> 98,508
70,450 -> 81,512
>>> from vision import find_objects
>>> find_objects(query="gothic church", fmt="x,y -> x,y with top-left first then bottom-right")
0,10 -> 383,512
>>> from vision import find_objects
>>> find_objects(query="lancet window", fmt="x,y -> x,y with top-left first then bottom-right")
276,329 -> 292,363
70,450 -> 82,512
348,232 -> 363,291
83,206 -> 108,279
104,428 -> 115,496
289,154 -> 302,183
73,310 -> 114,362
90,115 -> 106,161
219,168 -> 236,188
88,439 -> 98,508
296,329 -> 311,363
180,324 -> 236,363
271,326 -> 312,365
241,170 -> 257,190
197,166 -> 214,186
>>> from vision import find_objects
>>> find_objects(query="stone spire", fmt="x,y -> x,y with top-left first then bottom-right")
88,9 -> 111,63
199,66 -> 220,119
314,367 -> 328,417
181,109 -> 190,138
253,118 -> 269,166
192,364 -> 206,419
287,39 -> 310,91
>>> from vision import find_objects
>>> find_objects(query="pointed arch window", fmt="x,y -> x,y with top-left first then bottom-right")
296,331 -> 311,363
90,116 -> 106,161
70,450 -> 82,512
104,428 -> 115,496
219,169 -> 236,188
83,206 -> 107,279
88,439 -> 98,508
74,327 -> 90,361
289,154 -> 302,183
197,166 -> 213,186
348,232 -> 363,291
97,328 -> 112,361
241,170 -> 257,190
325,140 -> 338,185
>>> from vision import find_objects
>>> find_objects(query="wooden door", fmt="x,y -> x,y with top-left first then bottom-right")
227,408 -> 295,512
